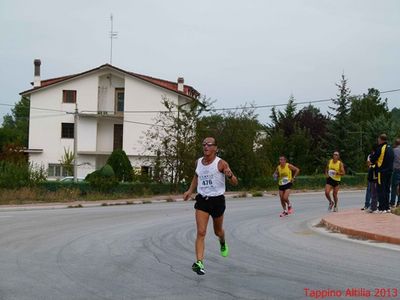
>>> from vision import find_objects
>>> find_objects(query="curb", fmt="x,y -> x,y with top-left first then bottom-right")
320,216 -> 400,245
0,189 -> 364,212
0,192 -> 245,212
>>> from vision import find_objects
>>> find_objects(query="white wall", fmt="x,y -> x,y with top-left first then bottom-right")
96,118 -> 120,152
78,117 -> 97,152
123,76 -> 180,156
98,74 -> 125,113
28,74 -> 98,176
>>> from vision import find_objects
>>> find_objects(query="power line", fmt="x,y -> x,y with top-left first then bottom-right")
0,87 -> 399,116
100,115 -> 169,128
0,103 -> 70,114
210,88 -> 400,112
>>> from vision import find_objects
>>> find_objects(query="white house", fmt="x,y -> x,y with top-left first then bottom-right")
20,60 -> 200,179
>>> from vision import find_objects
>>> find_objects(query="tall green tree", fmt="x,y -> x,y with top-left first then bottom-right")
270,95 -> 297,137
350,88 -> 389,127
391,107 -> 400,123
325,74 -> 360,171
349,88 -> 390,165
196,108 -> 265,186
1,97 -> 30,150
295,105 -> 329,173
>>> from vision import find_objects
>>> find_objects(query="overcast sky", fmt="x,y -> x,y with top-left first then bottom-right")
1,0 -> 399,124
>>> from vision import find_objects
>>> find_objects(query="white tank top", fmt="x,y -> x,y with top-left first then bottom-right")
196,156 -> 226,197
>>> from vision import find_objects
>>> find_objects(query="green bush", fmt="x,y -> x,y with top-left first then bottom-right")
100,164 -> 115,177
227,173 -> 367,191
0,160 -> 46,189
85,164 -> 119,193
106,149 -> 133,182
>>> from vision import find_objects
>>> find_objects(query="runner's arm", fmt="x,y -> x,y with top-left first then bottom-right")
338,162 -> 345,176
219,160 -> 238,186
324,162 -> 329,177
183,174 -> 198,201
288,164 -> 300,181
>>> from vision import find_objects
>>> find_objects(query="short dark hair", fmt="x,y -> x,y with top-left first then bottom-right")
395,138 -> 400,147
379,133 -> 388,142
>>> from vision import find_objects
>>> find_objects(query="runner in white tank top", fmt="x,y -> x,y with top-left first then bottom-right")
196,156 -> 225,197
183,137 -> 238,275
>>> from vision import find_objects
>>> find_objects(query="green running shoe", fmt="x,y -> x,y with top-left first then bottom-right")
192,260 -> 205,275
220,242 -> 229,257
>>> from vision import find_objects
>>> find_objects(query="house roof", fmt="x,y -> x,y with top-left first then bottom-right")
20,64 -> 200,99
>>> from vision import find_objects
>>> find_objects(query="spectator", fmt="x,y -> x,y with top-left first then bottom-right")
390,138 -> 400,208
362,148 -> 376,211
369,134 -> 394,213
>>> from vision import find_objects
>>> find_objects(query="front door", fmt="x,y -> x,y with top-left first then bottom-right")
113,124 -> 123,150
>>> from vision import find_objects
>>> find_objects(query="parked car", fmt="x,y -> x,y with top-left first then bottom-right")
59,176 -> 85,182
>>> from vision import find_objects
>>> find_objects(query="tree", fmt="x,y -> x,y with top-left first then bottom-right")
196,108 -> 265,187
144,95 -> 211,189
263,100 -> 328,175
106,149 -> 133,182
364,115 -> 400,152
295,105 -> 329,173
350,88 -> 389,127
349,88 -> 390,166
270,95 -> 297,137
325,74 -> 360,170
1,97 -> 30,150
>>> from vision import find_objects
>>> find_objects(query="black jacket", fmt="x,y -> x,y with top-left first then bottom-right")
369,142 -> 394,173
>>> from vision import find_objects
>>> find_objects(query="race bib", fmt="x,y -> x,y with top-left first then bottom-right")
281,177 -> 289,185
199,174 -> 214,187
328,170 -> 336,177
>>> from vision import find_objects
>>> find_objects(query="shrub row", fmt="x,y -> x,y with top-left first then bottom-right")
38,181 -> 188,196
227,173 -> 367,191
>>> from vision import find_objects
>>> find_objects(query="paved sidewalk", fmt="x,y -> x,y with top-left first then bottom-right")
0,192 -> 243,212
321,208 -> 400,245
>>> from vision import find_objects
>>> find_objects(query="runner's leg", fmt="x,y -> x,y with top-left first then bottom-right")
213,215 -> 225,243
279,190 -> 286,210
325,184 -> 333,203
332,185 -> 339,207
195,209 -> 210,261
283,189 -> 291,207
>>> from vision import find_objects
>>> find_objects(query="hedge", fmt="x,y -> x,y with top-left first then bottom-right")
227,173 -> 368,191
38,181 -> 188,196
38,173 -> 367,195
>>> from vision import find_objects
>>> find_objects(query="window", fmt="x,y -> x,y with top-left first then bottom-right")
48,164 -> 69,177
63,90 -> 77,103
115,88 -> 124,113
61,123 -> 74,138
141,166 -> 152,177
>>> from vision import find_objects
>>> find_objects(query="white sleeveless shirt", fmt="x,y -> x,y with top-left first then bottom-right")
196,156 -> 226,197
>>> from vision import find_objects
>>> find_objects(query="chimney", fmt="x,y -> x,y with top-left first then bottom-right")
177,77 -> 184,92
33,59 -> 41,87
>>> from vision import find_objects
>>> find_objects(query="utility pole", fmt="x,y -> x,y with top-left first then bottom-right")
73,104 -> 78,183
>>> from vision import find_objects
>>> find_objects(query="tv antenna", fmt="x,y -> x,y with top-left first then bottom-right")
109,14 -> 118,64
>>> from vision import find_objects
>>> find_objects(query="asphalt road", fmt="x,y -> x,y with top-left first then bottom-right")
0,191 -> 399,300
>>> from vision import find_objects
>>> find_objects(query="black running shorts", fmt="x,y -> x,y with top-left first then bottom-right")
194,194 -> 226,218
326,177 -> 340,187
278,182 -> 293,191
